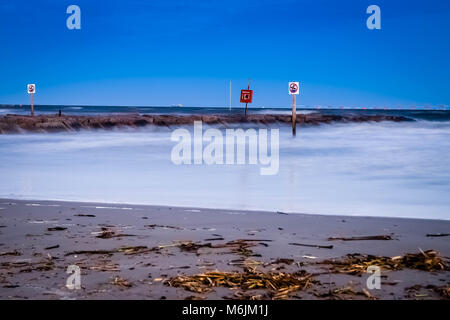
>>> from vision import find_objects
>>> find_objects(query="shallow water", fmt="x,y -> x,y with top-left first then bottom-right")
0,120 -> 449,220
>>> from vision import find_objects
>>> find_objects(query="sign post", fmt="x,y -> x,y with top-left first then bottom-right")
288,82 -> 299,136
27,84 -> 36,116
240,79 -> 253,116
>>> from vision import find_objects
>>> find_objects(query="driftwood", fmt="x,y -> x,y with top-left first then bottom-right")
288,242 -> 333,249
327,235 -> 392,241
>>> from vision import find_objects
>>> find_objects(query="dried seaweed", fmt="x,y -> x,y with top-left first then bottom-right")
319,250 -> 449,274
95,227 -> 135,239
213,239 -> 270,257
111,276 -> 133,288
166,268 -> 313,299
405,284 -> 450,300
160,239 -> 269,257
0,250 -> 21,256
1,256 -> 55,272
118,246 -> 155,255
314,285 -> 377,300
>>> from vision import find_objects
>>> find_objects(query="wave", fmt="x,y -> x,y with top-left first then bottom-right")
0,120 -> 449,220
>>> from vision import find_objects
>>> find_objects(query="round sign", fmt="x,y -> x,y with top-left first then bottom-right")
289,83 -> 298,94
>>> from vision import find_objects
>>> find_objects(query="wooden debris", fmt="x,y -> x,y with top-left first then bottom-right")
269,258 -> 295,265
65,249 -> 117,256
44,245 -> 60,250
145,224 -> 183,230
327,235 -> 392,241
47,227 -> 67,231
426,233 -> 449,237
289,242 -> 333,249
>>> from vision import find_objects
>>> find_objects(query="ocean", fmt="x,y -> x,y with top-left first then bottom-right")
1,106 -> 449,220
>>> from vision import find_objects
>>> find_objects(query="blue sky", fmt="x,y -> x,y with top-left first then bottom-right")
0,0 -> 449,108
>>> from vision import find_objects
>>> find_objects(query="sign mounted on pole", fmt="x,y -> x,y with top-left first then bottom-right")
289,81 -> 299,136
27,84 -> 36,94
288,82 -> 299,95
27,84 -> 36,116
241,79 -> 252,116
240,90 -> 253,103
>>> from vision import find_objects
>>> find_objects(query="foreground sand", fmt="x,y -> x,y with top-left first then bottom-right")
0,199 -> 448,300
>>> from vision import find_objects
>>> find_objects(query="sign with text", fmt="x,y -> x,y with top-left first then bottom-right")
288,82 -> 299,95
240,90 -> 253,103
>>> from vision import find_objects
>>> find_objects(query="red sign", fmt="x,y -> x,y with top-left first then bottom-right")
240,90 -> 253,103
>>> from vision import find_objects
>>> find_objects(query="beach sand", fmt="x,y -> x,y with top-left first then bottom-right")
0,198 -> 448,300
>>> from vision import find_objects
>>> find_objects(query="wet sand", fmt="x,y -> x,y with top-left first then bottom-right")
0,198 -> 448,300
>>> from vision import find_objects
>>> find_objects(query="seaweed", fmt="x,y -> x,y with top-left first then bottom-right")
166,268 -> 314,299
319,249 -> 449,274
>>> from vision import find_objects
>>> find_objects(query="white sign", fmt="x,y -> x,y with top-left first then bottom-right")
288,82 -> 299,95
27,84 -> 36,94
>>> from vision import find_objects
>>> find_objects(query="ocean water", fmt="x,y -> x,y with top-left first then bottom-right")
0,107 -> 449,220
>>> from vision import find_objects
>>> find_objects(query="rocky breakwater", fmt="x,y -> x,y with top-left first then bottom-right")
0,113 -> 410,134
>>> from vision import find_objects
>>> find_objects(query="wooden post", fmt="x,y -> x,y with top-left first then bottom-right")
245,78 -> 250,116
292,94 -> 296,136
229,80 -> 232,111
30,93 -> 34,116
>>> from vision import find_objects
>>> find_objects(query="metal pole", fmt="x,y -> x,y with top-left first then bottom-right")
245,78 -> 250,116
229,80 -> 231,111
292,94 -> 296,136
31,93 -> 34,116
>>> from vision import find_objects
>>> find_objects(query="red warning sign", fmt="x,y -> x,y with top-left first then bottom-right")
240,90 -> 253,103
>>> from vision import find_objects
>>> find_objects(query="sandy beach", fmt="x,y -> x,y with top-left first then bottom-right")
0,198 -> 448,300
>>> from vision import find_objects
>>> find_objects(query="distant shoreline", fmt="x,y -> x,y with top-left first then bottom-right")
0,113 -> 410,134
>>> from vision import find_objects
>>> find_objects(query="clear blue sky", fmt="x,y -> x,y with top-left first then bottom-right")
1,0 -> 449,108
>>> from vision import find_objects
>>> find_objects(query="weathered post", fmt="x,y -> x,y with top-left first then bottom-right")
288,82 -> 299,136
27,84 -> 36,116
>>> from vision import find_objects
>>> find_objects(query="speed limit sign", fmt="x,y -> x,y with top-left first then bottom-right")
288,82 -> 299,95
